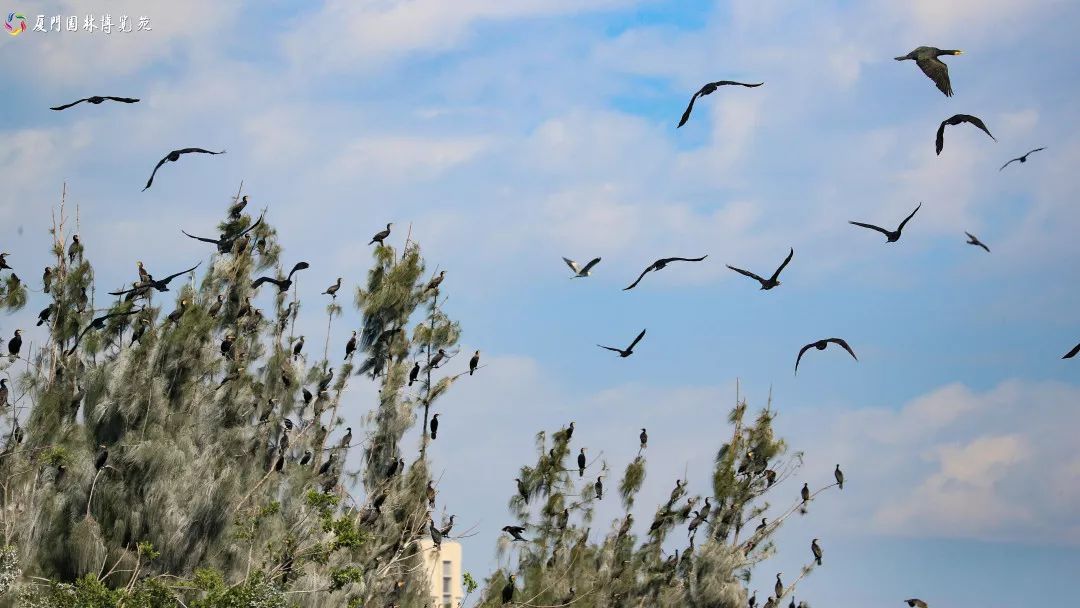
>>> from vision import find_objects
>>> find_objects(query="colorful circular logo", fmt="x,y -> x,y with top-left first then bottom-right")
5,12 -> 27,36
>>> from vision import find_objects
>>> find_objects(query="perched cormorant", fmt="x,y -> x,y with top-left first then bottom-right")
318,454 -> 336,475
369,223 -> 392,246
8,329 -> 23,358
37,305 -> 53,327
640,428 -> 648,448
775,573 -> 784,599
688,508 -> 707,536
749,591 -> 757,608
594,476 -> 603,500
502,525 -> 528,542
849,203 -> 921,243
299,450 -> 312,465
430,413 -> 439,440
795,338 -> 858,375
936,114 -> 995,155
143,148 -> 226,191
94,445 -> 109,470
678,80 -> 764,128
0,378 -> 8,408
762,597 -> 776,608
515,477 -> 529,504
109,262 -> 201,295
563,256 -> 602,278
50,96 -> 140,111
273,455 -> 285,472
835,464 -> 845,490
292,336 -> 305,360
764,469 -> 777,488
344,330 -> 357,360
501,574 -> 516,604
220,334 -> 234,359
251,261 -> 310,293
598,328 -> 647,358
565,421 -> 575,441
207,294 -> 225,318
42,266 -> 52,292
323,277 -> 342,297
425,270 -> 446,292
339,427 -> 352,448
166,300 -> 188,324
801,483 -> 810,503
756,518 -> 768,533
68,235 -> 81,264
623,255 -> 708,290
429,518 -> 443,548
811,538 -> 823,565
408,362 -> 421,386
1000,147 -> 1046,171
137,261 -> 152,284
428,349 -> 447,370
727,248 -> 793,290
0,253 -> 9,271
894,47 -> 962,97
426,481 -> 437,508
469,350 -> 480,375
577,447 -> 586,477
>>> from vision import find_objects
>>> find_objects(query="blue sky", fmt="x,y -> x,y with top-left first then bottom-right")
3,1 -> 1080,606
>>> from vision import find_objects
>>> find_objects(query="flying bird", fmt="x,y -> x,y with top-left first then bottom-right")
850,203 -> 921,243
678,80 -> 764,128
143,148 -> 225,191
67,308 -> 144,355
50,96 -> 140,111
369,223 -> 392,246
964,232 -> 990,252
563,256 -> 601,278
936,114 -> 995,155
251,262 -> 310,293
624,255 -> 708,291
894,46 -> 962,97
598,328 -> 647,357
795,338 -> 858,375
1000,147 -> 1046,171
182,215 -> 263,254
108,262 -> 201,295
727,248 -> 793,290
1062,343 -> 1080,360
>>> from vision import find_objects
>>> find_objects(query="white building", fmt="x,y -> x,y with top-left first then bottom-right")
419,538 -> 463,608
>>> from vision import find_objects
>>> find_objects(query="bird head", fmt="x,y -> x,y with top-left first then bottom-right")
951,49 -> 963,55
137,261 -> 143,268
13,329 -> 21,336
812,538 -> 818,543
387,222 -> 393,229
241,195 -> 249,203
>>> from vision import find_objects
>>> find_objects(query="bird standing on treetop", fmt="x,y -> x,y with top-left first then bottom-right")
323,278 -> 341,297
801,483 -> 810,503
598,328 -> 647,358
143,148 -> 226,191
338,427 -> 352,449
229,194 -> 248,219
936,114 -> 995,155
502,525 -> 528,542
408,362 -> 420,386
369,223 -> 392,246
795,338 -> 858,375
469,350 -> 480,375
252,262 -> 310,293
425,270 -> 446,292
1000,147 -> 1046,171
678,80 -> 763,127
37,305 -> 53,327
835,464 -> 845,490
50,95 -> 139,111
811,538 -> 823,565
577,447 -> 587,477
563,256 -> 601,278
624,255 -> 708,290
344,331 -> 357,360
849,203 -> 921,243
68,235 -> 81,264
137,261 -> 152,284
427,349 -> 447,370
640,428 -> 648,448
430,413 -> 439,440
894,46 -> 962,96
727,248 -> 793,291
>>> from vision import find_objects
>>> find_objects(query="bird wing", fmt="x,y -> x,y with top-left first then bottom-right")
661,255 -> 708,263
626,328 -> 647,351
999,157 -> 1020,171
175,147 -> 226,156
103,96 -> 140,103
234,215 -> 265,238
678,91 -> 702,128
714,81 -> 765,88
623,266 -> 654,291
849,221 -> 891,236
896,203 -> 922,233
726,264 -> 766,284
958,114 -> 995,141
157,262 -> 202,286
597,345 -> 624,354
107,283 -> 148,296
562,257 -> 581,273
50,98 -> 89,111
181,230 -> 221,245
935,120 -> 947,155
581,257 -> 602,273
915,56 -> 953,96
769,248 -> 794,282
825,338 -> 858,360
1063,342 -> 1080,359
1025,147 -> 1046,157
287,261 -> 310,279
794,343 -> 814,375
251,276 -> 285,290
143,155 -> 170,191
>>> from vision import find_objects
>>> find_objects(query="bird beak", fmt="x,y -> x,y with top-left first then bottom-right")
955,50 -> 964,55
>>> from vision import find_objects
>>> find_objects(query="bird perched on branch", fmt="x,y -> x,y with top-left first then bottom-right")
408,362 -> 420,386
229,195 -> 249,219
252,262 -> 310,293
727,249 -> 793,291
430,413 -> 439,440
678,80 -> 763,127
425,270 -> 446,292
640,428 -> 648,448
344,331 -> 357,360
835,464 -> 845,490
563,256 -> 601,278
624,255 -> 708,290
577,448 -> 587,477
68,235 -> 81,264
850,203 -> 921,243
811,538 -> 823,565
594,476 -> 603,500
501,574 -> 516,604
0,378 -> 8,408
143,148 -> 225,191
469,350 -> 480,375
51,95 -> 139,111
894,46 -> 962,96
292,336 -> 305,360
1000,147 -> 1046,171
598,328 -> 647,358
795,338 -> 858,375
936,114 -> 995,155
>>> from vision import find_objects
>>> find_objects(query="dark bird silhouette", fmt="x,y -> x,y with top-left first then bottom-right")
228,194 -> 249,218
251,262 -> 310,293
299,450 -> 312,465
894,47 -> 962,96
594,476 -> 603,500
143,148 -> 225,191
0,378 -> 7,408
563,256 -> 602,278
339,427 -> 352,449
37,305 -> 53,327
678,80 -> 764,128
1000,147 -> 1045,171
905,600 -> 928,608
965,232 -> 990,252
598,328 -> 647,358
429,518 -> 443,548
408,362 -> 420,386
565,421 -> 575,441
425,270 -> 446,292
800,483 -> 810,503
137,261 -> 152,284
42,266 -> 52,292
318,454 -> 336,476
94,445 -> 109,470
108,262 -> 201,295
577,447 -> 587,477
182,215 -> 263,254
369,223 -> 392,246
1062,342 -> 1080,359
835,464 -> 845,490
469,350 -> 480,375
344,330 -> 357,360
850,203 -> 921,243
67,308 -> 144,355
515,477 -> 529,504
811,538 -> 823,565
640,428 -> 648,448
727,248 -> 793,290
166,300 -> 188,325
427,349 -> 447,370
502,526 -> 528,542
430,413 -> 439,440
936,114 -> 995,155
501,574 -> 516,604
292,336 -> 305,360
207,294 -> 225,318
775,573 -> 784,600
68,234 -> 81,264
795,338 -> 858,375
323,277 -> 341,297
8,329 -> 23,358
50,95 -> 140,111
624,255 -> 708,290
0,252 -> 10,271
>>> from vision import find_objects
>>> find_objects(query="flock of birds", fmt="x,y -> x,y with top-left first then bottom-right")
2,43 -> 1070,608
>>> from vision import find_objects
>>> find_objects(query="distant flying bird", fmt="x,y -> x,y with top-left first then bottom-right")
108,262 -> 201,295
502,525 -> 528,542
894,46 -> 962,97
143,148 -> 225,191
251,262 -> 310,293
1000,147 -> 1046,171
795,338 -> 858,375
67,308 -> 144,355
849,203 -> 921,243
905,600 -> 928,608
727,248 -> 793,290
563,256 -> 601,278
369,223 -> 392,246
936,114 -> 995,155
624,255 -> 708,290
598,328 -> 647,357
182,215 -> 263,254
50,96 -> 140,111
965,232 -> 990,252
811,539 -> 823,565
678,80 -> 763,128
1062,343 -> 1080,360
835,464 -> 845,490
